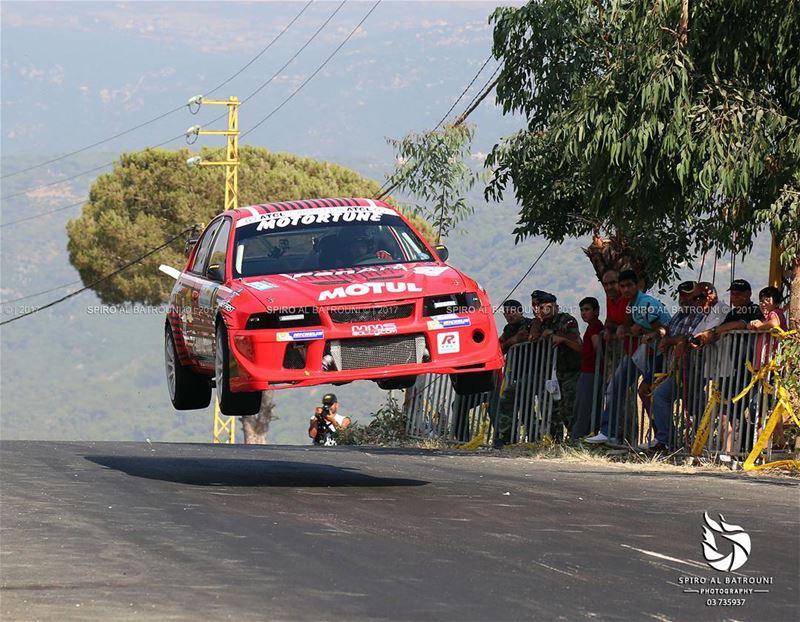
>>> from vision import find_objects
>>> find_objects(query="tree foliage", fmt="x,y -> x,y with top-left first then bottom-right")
67,145 -> 434,304
387,124 -> 479,242
485,0 -> 800,286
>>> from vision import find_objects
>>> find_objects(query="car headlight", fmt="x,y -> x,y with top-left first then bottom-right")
423,293 -> 481,317
246,308 -> 321,330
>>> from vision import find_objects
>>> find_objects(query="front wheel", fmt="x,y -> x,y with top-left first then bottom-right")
450,370 -> 496,396
215,322 -> 262,416
165,324 -> 212,410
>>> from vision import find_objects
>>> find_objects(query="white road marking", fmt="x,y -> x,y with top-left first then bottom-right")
620,544 -> 708,570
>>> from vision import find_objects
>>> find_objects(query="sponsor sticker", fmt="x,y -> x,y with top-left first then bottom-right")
437,331 -> 460,354
219,302 -> 235,313
413,266 -> 449,277
281,265 -> 408,281
234,205 -> 395,230
247,280 -> 278,291
351,323 -> 399,337
276,329 -> 325,342
427,315 -> 471,330
318,282 -> 423,301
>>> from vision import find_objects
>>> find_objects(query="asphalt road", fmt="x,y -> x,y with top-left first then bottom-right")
1,441 -> 797,621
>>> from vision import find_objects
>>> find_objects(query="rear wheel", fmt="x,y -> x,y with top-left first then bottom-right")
215,322 -> 262,416
450,370 -> 496,396
165,324 -> 212,410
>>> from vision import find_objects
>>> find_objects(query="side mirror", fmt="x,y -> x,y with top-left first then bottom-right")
434,244 -> 449,262
207,264 -> 224,283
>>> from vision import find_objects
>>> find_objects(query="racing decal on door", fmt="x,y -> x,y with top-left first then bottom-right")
436,332 -> 460,354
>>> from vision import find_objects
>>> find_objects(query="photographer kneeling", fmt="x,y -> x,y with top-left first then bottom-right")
308,393 -> 351,446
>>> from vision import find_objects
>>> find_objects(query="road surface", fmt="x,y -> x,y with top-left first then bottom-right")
1,441 -> 797,621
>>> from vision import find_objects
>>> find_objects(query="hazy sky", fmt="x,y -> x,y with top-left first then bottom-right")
1,1 -> 524,177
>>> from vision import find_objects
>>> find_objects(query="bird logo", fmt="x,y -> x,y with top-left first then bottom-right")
701,512 -> 751,572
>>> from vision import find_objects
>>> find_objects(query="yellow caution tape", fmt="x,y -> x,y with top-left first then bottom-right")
743,385 -> 800,471
459,414 -> 490,450
691,381 -> 721,457
649,359 -> 677,395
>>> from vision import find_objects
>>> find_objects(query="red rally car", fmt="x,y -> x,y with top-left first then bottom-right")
164,198 -> 504,416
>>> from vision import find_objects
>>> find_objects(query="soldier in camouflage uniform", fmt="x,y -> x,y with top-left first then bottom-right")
492,289 -> 546,449
537,293 -> 582,442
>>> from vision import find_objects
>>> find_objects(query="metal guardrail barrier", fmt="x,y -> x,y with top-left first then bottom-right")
403,329 -> 786,462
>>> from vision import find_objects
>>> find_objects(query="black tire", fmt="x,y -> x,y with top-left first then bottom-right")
450,370 -> 496,396
165,324 -> 212,410
215,322 -> 262,416
376,376 -> 417,390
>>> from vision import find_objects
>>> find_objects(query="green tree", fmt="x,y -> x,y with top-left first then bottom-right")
485,0 -> 799,317
386,124 -> 480,242
67,145 -> 433,443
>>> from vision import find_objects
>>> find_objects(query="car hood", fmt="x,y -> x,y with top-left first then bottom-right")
238,262 -> 468,308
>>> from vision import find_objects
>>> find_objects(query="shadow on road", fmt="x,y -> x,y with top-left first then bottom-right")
85,455 -> 429,488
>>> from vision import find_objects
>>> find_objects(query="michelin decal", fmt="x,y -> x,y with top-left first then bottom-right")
427,314 -> 471,330
276,330 -> 325,342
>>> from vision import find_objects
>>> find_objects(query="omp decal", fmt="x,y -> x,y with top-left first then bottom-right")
413,266 -> 449,277
246,280 -> 278,291
219,302 -> 235,313
276,330 -> 325,342
235,205 -> 395,229
351,323 -> 398,337
437,332 -> 460,354
318,282 -> 423,301
427,315 -> 472,330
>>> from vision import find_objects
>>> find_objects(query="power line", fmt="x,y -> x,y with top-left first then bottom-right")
432,55 -> 493,132
0,199 -> 85,228
1,1 -> 343,210
0,1 -> 315,182
242,0 -> 382,139
0,228 -> 190,326
497,241 -> 553,309
205,0 -> 314,99
1,133 -> 184,203
375,59 -> 502,201
0,278 -> 83,305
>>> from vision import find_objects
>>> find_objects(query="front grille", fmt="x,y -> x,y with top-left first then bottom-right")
328,303 -> 414,324
329,334 -> 426,370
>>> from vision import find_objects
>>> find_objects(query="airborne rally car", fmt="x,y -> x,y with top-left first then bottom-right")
164,198 -> 504,416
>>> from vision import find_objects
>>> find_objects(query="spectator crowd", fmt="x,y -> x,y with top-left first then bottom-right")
494,270 -> 789,453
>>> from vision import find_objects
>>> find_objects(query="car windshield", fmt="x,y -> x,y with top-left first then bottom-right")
232,206 -> 432,278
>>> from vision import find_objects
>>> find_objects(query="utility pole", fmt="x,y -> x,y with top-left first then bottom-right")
185,95 -> 241,443
186,95 -> 240,210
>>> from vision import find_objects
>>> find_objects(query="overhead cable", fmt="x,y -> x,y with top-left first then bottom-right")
0,0 -> 315,181
0,228 -> 191,326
